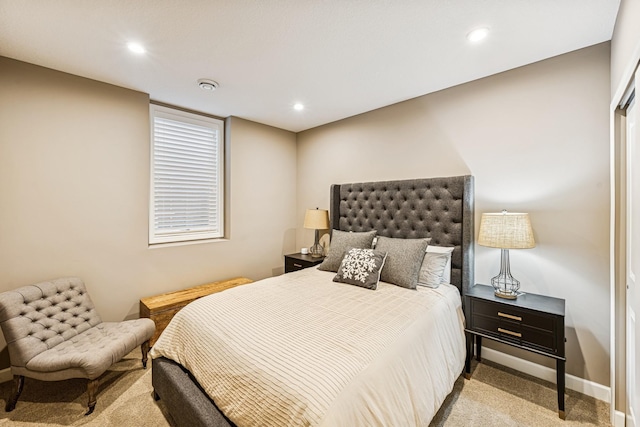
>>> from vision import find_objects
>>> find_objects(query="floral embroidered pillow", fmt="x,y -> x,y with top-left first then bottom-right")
333,248 -> 387,290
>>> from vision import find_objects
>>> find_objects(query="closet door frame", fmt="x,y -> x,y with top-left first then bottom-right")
611,44 -> 640,427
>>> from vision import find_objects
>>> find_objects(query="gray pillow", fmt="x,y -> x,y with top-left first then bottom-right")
375,236 -> 430,289
318,230 -> 377,273
333,248 -> 387,290
417,252 -> 450,288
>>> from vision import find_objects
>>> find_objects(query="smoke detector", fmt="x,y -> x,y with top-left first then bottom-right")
198,79 -> 219,91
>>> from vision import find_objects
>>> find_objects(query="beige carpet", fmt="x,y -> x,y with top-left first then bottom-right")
431,360 -> 611,427
0,350 -> 175,427
0,350 -> 610,426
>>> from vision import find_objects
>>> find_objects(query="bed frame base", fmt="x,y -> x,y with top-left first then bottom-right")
152,357 -> 234,427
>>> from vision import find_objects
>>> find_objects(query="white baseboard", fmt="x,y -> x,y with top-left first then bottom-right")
614,409 -> 627,427
0,367 -> 12,384
480,347 -> 611,403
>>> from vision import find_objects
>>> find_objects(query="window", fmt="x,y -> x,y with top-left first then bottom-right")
149,104 -> 224,245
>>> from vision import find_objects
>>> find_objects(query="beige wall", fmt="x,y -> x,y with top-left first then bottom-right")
297,43 -> 611,386
0,57 -> 297,328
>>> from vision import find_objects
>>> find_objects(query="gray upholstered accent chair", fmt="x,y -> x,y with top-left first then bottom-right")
0,277 -> 155,415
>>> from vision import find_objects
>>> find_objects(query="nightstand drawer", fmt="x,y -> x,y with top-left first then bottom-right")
284,253 -> 325,273
471,312 -> 557,353
473,299 -> 555,332
285,258 -> 308,272
468,295 -> 562,356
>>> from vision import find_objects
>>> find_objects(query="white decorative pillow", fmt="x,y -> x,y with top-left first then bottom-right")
417,252 -> 450,288
424,245 -> 455,284
333,248 -> 387,290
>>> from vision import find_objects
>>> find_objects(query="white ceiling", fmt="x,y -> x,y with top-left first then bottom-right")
0,1 -> 620,132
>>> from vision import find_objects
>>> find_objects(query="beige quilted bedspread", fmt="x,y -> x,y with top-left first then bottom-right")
150,268 -> 465,426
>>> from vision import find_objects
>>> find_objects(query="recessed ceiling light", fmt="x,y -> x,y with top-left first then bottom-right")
127,42 -> 146,54
467,28 -> 490,43
293,103 -> 304,111
198,79 -> 219,91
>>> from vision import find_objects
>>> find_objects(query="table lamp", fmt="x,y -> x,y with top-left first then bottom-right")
304,208 -> 330,258
477,210 -> 536,299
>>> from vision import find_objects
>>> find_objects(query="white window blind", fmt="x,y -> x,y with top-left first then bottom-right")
149,105 -> 224,244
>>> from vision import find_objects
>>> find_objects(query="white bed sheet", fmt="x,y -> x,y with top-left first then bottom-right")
150,268 -> 466,427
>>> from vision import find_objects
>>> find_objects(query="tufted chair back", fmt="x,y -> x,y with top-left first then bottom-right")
0,277 -> 102,368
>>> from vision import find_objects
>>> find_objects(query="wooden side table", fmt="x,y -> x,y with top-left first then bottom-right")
140,277 -> 253,346
284,253 -> 325,273
464,284 -> 566,419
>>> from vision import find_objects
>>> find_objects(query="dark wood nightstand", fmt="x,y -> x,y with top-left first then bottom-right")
284,253 -> 325,273
464,284 -> 566,419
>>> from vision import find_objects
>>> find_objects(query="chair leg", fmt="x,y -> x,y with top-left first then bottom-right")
141,340 -> 150,368
5,375 -> 24,412
85,378 -> 99,416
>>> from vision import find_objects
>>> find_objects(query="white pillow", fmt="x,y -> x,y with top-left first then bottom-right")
426,245 -> 455,284
417,252 -> 449,288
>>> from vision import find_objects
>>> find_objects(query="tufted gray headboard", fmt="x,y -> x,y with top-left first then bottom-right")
330,176 -> 474,296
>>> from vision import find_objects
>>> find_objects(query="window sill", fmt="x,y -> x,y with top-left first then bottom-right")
148,237 -> 229,249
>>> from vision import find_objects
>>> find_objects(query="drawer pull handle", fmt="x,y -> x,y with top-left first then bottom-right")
293,263 -> 302,268
498,328 -> 522,338
498,312 -> 522,321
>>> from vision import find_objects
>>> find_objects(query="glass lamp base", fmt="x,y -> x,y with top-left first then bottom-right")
309,243 -> 324,258
491,249 -> 520,299
491,275 -> 520,299
494,288 -> 519,299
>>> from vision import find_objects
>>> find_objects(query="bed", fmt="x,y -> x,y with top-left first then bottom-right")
151,175 -> 474,427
